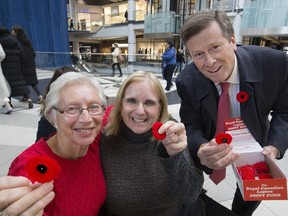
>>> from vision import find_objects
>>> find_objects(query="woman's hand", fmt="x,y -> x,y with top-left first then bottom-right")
0,176 -> 54,216
159,121 -> 187,156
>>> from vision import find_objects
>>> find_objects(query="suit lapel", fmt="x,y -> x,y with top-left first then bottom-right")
240,83 -> 262,142
195,73 -> 218,126
237,47 -> 263,142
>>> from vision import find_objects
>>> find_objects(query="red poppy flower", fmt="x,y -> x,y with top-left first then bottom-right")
236,91 -> 249,103
253,161 -> 270,174
215,133 -> 232,145
258,173 -> 273,179
25,155 -> 61,183
237,165 -> 256,180
152,121 -> 166,140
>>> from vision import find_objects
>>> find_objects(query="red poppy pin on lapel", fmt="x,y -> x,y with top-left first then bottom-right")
215,133 -> 233,145
152,121 -> 166,140
236,91 -> 249,103
25,155 -> 61,183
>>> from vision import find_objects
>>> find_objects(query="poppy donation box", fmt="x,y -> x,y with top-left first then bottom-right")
225,118 -> 287,201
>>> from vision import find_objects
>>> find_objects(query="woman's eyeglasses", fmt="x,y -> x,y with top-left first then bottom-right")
53,104 -> 105,118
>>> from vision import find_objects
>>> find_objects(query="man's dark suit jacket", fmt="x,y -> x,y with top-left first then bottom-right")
176,45 -> 288,171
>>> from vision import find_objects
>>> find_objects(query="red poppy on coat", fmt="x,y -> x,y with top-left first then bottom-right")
215,133 -> 232,145
25,155 -> 61,183
152,121 -> 166,140
236,91 -> 249,103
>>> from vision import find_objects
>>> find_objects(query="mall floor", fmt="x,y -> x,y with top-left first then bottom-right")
0,68 -> 287,216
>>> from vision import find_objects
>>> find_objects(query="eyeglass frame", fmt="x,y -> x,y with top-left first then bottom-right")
52,104 -> 106,118
122,97 -> 160,110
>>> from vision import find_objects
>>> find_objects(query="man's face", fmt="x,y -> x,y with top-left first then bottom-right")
186,21 -> 237,83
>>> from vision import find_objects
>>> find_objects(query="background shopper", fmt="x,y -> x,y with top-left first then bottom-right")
12,25 -> 43,104
0,42 -> 12,114
0,26 -> 33,109
111,43 -> 123,77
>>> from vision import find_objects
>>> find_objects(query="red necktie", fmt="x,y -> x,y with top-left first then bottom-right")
209,82 -> 230,184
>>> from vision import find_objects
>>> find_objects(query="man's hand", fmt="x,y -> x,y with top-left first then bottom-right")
262,145 -> 280,159
197,139 -> 239,170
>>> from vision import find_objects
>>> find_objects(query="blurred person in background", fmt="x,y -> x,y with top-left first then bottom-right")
161,40 -> 176,91
0,42 -> 12,114
12,25 -> 43,104
0,26 -> 33,109
111,43 -> 123,77
175,48 -> 185,75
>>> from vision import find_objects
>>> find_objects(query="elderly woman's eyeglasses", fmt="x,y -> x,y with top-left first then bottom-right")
53,104 -> 105,118
122,98 -> 159,109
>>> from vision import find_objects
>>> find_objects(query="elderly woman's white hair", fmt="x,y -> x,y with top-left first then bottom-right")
44,72 -> 107,125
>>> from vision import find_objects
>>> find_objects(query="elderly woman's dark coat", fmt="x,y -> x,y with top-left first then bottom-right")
0,28 -> 30,97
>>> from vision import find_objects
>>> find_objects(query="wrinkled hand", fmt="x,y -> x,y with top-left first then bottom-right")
0,176 -> 54,216
262,145 -> 280,160
197,139 -> 239,170
159,121 -> 187,156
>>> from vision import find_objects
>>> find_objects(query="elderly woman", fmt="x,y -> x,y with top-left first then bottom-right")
101,70 -> 204,215
7,72 -> 107,215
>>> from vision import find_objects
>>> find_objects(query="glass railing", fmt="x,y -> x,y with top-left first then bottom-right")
211,0 -> 237,12
144,11 -> 180,34
35,52 -> 162,74
68,16 -> 104,32
35,51 -> 192,74
241,0 -> 288,28
104,9 -> 146,26
35,51 -> 72,69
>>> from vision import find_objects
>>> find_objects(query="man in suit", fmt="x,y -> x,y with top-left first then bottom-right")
176,10 -> 288,216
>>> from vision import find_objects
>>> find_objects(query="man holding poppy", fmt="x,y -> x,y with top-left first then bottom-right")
176,9 -> 288,216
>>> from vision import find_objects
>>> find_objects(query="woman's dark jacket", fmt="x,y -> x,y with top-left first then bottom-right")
0,34 -> 29,96
17,37 -> 38,85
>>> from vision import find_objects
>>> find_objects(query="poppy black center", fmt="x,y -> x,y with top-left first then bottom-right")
37,164 -> 48,174
222,138 -> 228,143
